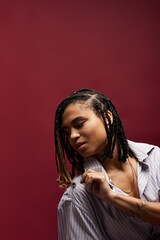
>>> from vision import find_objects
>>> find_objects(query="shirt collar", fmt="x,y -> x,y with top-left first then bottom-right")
128,140 -> 154,162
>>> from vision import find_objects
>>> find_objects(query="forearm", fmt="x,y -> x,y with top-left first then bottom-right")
82,169 -> 160,226
106,192 -> 160,226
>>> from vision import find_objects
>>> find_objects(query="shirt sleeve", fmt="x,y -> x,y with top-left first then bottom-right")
57,197 -> 103,240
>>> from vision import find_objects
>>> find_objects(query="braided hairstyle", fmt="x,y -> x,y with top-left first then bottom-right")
54,88 -> 129,187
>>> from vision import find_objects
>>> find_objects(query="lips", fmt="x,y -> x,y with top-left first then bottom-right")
75,142 -> 87,150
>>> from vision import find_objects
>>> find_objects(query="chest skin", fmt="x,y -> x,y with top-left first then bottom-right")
106,156 -> 140,198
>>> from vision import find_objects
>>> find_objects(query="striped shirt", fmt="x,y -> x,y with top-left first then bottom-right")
58,140 -> 160,239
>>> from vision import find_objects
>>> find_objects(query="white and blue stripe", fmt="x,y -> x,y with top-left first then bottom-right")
58,140 -> 160,239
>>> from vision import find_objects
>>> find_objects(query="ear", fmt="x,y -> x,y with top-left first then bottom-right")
106,110 -> 113,125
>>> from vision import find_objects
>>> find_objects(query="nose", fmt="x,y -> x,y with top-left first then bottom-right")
69,128 -> 80,141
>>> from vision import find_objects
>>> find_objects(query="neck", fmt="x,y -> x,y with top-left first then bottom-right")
102,142 -> 126,171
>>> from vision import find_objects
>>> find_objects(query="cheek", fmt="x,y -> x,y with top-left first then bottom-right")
93,129 -> 107,144
86,122 -> 107,143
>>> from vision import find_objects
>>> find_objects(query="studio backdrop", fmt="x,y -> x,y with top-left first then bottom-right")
0,1 -> 160,240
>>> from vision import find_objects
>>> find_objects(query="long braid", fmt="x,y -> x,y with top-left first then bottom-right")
55,130 -> 73,187
54,112 -> 74,187
54,88 -> 130,187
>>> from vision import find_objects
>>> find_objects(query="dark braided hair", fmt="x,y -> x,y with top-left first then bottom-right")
54,88 -> 129,187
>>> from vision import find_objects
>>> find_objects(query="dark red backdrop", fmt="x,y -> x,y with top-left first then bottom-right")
0,1 -> 160,239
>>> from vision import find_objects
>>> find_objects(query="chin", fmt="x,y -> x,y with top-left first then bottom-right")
78,151 -> 93,158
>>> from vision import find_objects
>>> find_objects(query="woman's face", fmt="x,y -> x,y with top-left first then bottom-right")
62,102 -> 109,159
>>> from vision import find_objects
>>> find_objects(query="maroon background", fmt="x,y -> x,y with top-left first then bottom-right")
0,1 -> 160,240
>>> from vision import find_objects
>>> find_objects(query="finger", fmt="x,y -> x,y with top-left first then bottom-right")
84,175 -> 95,192
81,169 -> 95,182
84,173 -> 105,189
88,179 -> 95,192
87,175 -> 104,192
81,171 -> 106,184
88,172 -> 105,183
85,174 -> 93,186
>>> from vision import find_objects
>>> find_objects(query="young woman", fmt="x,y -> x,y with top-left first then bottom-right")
54,89 -> 160,240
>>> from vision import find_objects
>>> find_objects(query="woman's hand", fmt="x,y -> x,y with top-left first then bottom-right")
81,169 -> 113,201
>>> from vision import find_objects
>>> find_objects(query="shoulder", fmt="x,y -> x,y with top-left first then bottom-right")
128,139 -> 160,159
58,174 -> 93,214
128,139 -> 157,152
128,139 -> 160,172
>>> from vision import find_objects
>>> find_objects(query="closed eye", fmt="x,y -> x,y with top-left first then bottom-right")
62,118 -> 86,136
63,122 -> 85,136
75,121 -> 85,129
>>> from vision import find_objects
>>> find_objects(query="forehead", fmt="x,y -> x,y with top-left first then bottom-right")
62,102 -> 94,126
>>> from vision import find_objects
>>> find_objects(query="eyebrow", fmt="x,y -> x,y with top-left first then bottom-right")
62,116 -> 85,130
